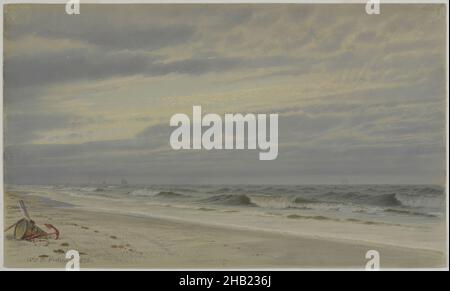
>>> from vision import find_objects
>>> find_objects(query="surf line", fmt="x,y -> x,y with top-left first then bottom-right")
169,106 -> 278,160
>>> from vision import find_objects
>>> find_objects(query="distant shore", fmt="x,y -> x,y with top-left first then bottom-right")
4,190 -> 446,269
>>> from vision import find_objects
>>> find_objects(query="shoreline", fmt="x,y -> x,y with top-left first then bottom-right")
4,191 -> 446,269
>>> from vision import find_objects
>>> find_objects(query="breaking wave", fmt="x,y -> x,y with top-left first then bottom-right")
316,191 -> 444,209
292,197 -> 315,204
201,194 -> 255,206
129,189 -> 186,198
318,192 -> 402,207
394,193 -> 443,209
128,189 -> 160,196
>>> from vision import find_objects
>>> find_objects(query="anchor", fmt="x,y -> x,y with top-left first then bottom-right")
4,200 -> 60,241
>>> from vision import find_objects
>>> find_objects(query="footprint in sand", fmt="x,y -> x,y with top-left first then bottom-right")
53,249 -> 65,254
60,242 -> 70,247
111,244 -> 137,253
108,235 -> 139,253
81,226 -> 89,230
38,255 -> 49,258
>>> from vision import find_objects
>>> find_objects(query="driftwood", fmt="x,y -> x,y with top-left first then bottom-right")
4,200 -> 60,241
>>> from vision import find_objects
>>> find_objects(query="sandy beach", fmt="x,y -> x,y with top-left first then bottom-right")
3,188 -> 446,269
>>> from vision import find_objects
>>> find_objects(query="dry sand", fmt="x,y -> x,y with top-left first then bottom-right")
3,191 -> 446,269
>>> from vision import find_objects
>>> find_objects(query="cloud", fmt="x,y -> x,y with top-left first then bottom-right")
4,48 -> 153,88
3,4 -> 447,185
5,4 -> 196,51
4,43 -> 313,90
4,112 -> 73,144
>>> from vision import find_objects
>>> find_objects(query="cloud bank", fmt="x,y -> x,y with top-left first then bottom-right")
3,4 -> 446,185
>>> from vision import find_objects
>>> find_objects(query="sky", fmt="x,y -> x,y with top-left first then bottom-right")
3,4 -> 447,185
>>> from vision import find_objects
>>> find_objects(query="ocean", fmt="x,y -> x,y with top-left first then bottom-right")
9,184 -> 445,225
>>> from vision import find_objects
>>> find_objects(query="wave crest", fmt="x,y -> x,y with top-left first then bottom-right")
129,189 -> 185,198
202,194 -> 254,206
